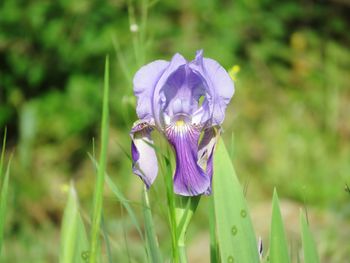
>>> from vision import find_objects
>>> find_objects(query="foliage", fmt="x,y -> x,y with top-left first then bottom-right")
0,0 -> 349,262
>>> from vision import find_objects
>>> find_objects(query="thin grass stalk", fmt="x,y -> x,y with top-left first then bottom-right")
0,128 -> 7,185
158,152 -> 178,262
89,56 -> 110,263
127,0 -> 141,66
139,0 -> 148,63
142,187 -> 162,263
165,161 -> 178,262
0,156 -> 11,257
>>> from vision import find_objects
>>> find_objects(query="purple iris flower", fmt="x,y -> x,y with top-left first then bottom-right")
130,50 -> 234,196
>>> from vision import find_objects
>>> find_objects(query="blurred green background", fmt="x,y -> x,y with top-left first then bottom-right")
0,0 -> 349,262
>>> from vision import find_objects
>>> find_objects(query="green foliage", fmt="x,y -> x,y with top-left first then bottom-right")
175,195 -> 201,263
213,138 -> 260,263
142,188 -> 162,263
300,212 -> 320,263
0,131 -> 11,257
269,189 -> 290,263
59,184 -> 89,263
0,0 -> 349,261
89,56 -> 110,263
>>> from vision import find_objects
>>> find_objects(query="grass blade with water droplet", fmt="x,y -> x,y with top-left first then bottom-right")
269,189 -> 290,263
213,138 -> 259,263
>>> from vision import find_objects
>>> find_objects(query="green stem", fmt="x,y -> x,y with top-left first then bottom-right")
178,244 -> 187,263
175,196 -> 200,263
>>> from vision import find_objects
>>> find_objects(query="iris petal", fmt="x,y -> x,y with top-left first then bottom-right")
189,50 -> 235,125
152,53 -> 187,127
134,60 -> 169,120
166,121 -> 210,196
161,64 -> 206,118
130,120 -> 158,188
197,127 -> 220,194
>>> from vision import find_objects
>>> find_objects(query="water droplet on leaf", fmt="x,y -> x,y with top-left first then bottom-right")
231,226 -> 237,235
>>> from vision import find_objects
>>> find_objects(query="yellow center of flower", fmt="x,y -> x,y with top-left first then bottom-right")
175,119 -> 185,127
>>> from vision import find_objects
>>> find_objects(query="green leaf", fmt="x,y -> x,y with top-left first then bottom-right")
89,56 -> 110,263
142,188 -> 162,263
0,128 -> 7,186
269,189 -> 290,263
213,138 -> 259,263
300,211 -> 320,263
0,156 -> 11,257
60,184 -> 89,263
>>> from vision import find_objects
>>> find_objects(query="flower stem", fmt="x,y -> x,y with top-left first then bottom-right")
178,244 -> 188,263
175,195 -> 200,263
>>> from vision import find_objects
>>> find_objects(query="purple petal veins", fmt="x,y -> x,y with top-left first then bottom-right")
166,120 -> 210,196
130,50 -> 234,196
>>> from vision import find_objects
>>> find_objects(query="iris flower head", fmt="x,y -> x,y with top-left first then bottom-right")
130,50 -> 234,196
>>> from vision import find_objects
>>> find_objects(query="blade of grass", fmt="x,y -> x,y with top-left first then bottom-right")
142,187 -> 162,263
300,211 -> 320,263
120,203 -> 132,263
89,56 -> 110,263
88,153 -> 144,240
0,155 -> 11,257
91,139 -> 113,263
60,184 -> 89,263
101,215 -> 113,263
0,128 -> 7,185
111,35 -> 132,84
269,188 -> 290,263
213,138 -> 259,263
161,154 -> 178,262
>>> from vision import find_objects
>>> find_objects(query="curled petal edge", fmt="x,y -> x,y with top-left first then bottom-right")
130,120 -> 158,188
197,126 -> 221,195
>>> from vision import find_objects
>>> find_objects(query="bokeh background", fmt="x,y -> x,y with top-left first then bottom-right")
0,0 -> 349,262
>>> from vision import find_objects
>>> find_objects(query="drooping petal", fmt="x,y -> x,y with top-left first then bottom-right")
166,121 -> 210,196
197,127 -> 220,195
189,50 -> 235,125
133,60 -> 169,119
130,120 -> 158,188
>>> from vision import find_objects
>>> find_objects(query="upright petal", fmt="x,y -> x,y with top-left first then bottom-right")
161,64 -> 206,118
166,121 -> 210,196
189,50 -> 235,125
152,53 -> 187,128
133,60 -> 169,119
130,120 -> 158,188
